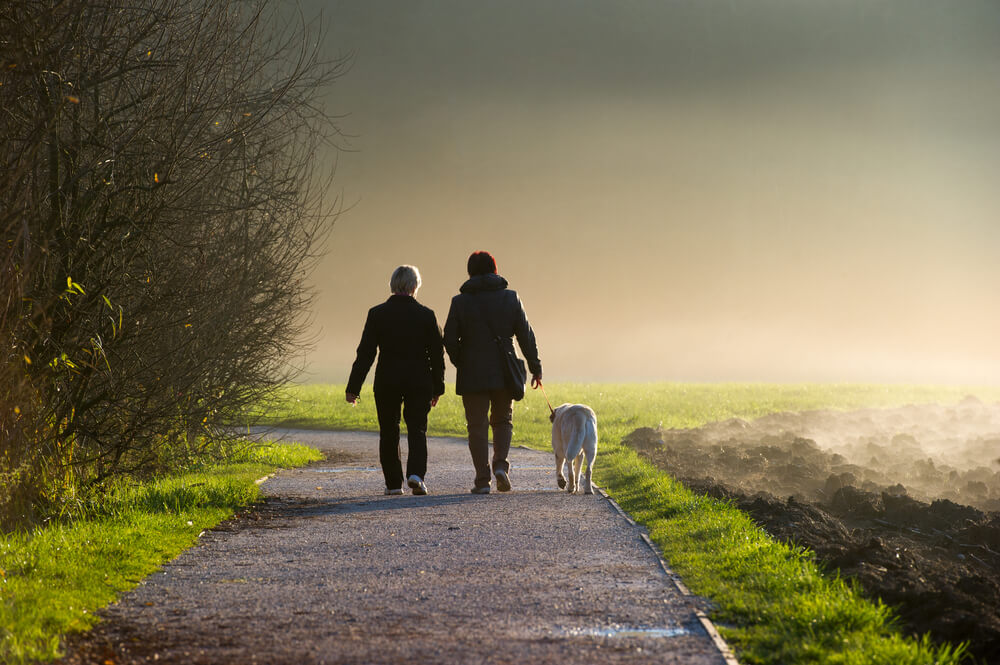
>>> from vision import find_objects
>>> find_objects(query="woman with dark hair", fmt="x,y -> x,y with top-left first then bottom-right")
346,265 -> 445,495
443,251 -> 542,493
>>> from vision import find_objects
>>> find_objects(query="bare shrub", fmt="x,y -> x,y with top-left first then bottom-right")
1,0 -> 343,528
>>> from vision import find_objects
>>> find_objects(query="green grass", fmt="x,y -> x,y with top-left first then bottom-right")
254,381 -> 1000,454
0,442 -> 321,664
256,381 -> 1000,664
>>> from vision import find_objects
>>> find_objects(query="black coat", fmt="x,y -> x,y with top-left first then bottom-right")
346,295 -> 445,397
443,273 -> 541,395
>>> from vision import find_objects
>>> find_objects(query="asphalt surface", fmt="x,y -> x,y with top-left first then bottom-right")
60,430 -> 738,664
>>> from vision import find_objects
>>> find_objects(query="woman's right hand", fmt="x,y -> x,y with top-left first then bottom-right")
345,392 -> 359,405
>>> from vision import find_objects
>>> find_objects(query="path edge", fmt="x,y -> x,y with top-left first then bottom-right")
596,486 -> 741,665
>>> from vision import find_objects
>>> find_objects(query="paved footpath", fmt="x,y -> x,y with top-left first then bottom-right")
62,430 -> 738,665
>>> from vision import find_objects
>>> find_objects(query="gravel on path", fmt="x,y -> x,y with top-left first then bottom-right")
59,430 -> 736,664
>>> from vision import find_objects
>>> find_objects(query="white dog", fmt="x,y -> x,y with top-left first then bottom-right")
550,403 -> 598,494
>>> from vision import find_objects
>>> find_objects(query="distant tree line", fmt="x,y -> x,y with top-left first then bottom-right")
1,0 -> 343,529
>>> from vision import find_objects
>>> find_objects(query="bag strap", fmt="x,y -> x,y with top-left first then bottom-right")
473,293 -> 504,348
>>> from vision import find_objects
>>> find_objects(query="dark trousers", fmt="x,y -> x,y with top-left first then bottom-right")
462,389 -> 513,489
374,386 -> 431,489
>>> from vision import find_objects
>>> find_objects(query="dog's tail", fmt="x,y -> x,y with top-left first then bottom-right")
564,413 -> 597,463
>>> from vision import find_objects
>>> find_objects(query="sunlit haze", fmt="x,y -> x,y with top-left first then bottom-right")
293,1 -> 1000,384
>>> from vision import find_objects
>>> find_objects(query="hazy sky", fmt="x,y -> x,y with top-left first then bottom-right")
293,0 -> 1000,384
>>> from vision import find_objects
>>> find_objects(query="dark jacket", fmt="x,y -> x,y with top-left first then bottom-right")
443,273 -> 541,395
347,295 -> 445,397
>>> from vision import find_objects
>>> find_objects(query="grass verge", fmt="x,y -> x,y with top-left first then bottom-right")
0,442 -> 321,664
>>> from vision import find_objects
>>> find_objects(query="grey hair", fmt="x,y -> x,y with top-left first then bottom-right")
390,265 -> 421,295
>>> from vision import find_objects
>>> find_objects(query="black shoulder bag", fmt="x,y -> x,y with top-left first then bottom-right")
475,294 -> 527,400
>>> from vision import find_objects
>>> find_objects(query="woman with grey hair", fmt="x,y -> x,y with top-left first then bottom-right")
346,265 -> 445,495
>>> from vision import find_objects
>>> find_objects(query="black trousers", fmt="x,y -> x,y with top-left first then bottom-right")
374,385 -> 431,490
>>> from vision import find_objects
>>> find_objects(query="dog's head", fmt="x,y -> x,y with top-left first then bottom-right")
549,404 -> 572,424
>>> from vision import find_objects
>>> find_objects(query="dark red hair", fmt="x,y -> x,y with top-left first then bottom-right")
467,251 -> 497,277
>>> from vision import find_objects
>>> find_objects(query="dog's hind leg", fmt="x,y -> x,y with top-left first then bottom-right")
569,453 -> 584,494
582,421 -> 598,495
581,454 -> 594,495
555,455 -> 567,489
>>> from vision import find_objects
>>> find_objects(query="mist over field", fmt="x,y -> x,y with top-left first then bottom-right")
294,0 -> 1000,385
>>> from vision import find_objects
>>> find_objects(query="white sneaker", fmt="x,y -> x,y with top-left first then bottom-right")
407,475 -> 428,495
495,469 -> 512,492
384,488 -> 403,495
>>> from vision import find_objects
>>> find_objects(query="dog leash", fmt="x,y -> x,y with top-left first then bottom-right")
536,381 -> 555,416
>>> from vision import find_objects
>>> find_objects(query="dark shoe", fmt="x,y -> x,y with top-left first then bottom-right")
494,469 -> 512,492
407,475 -> 428,495
470,485 -> 491,494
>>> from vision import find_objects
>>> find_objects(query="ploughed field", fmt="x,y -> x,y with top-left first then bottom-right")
624,397 -> 1000,662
